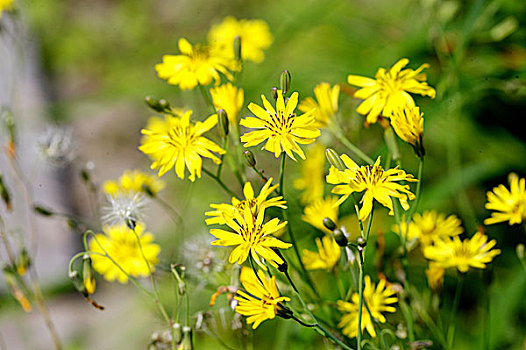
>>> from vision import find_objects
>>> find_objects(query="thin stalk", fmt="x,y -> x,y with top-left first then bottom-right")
447,275 -> 464,349
216,137 -> 229,178
198,84 -> 216,113
202,167 -> 237,197
132,226 -> 171,324
407,157 -> 424,221
357,210 -> 374,350
330,125 -> 374,165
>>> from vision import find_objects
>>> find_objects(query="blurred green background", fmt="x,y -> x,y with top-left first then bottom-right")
1,0 -> 525,349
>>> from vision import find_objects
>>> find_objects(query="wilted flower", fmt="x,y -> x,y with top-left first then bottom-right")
101,192 -> 148,229
389,104 -> 425,157
36,125 -> 76,166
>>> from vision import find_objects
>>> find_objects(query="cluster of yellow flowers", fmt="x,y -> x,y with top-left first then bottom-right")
61,15 -> 523,349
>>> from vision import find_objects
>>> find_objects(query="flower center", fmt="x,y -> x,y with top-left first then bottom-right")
265,109 -> 295,136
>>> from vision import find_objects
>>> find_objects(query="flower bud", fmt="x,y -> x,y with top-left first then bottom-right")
517,244 -> 525,260
82,253 -> 96,295
0,173 -> 11,211
15,248 -> 31,276
323,217 -> 337,232
280,70 -> 291,95
69,269 -> 87,295
145,96 -> 164,112
243,150 -> 256,168
179,326 -> 193,350
271,87 -> 279,101
217,109 -> 229,139
158,99 -> 171,111
3,266 -> 32,312
332,228 -> 348,247
233,35 -> 242,62
33,205 -> 54,217
325,148 -> 345,171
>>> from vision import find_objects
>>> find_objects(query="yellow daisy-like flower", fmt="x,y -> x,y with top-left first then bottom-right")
423,232 -> 501,273
209,83 -> 244,124
205,177 -> 286,226
302,235 -> 341,271
389,104 -> 425,157
393,210 -> 463,247
337,276 -> 398,338
138,110 -> 225,181
102,170 -> 165,196
208,16 -> 273,64
88,223 -> 160,284
484,173 -> 526,225
302,196 -> 339,234
209,207 -> 292,269
155,38 -> 233,90
293,143 -> 326,204
235,267 -> 291,329
298,82 -> 340,128
347,58 -> 436,124
326,154 -> 417,221
0,0 -> 14,18
240,90 -> 320,160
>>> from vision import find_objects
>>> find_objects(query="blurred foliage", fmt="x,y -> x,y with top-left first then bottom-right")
2,0 -> 525,348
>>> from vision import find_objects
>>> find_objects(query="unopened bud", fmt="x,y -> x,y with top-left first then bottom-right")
15,248 -> 31,276
357,237 -> 366,247
82,254 -> 96,295
0,173 -> 11,211
233,35 -> 242,62
145,96 -> 164,112
158,99 -> 170,110
243,150 -> 256,167
173,323 -> 183,344
280,70 -> 291,95
33,205 -> 54,217
271,87 -> 279,100
323,217 -> 337,232
179,326 -> 193,350
217,109 -> 229,139
517,244 -> 525,260
69,270 -> 86,295
333,228 -> 348,247
325,148 -> 346,171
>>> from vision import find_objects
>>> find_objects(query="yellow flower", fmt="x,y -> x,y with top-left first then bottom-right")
0,0 -> 14,18
103,170 -> 165,196
337,276 -> 398,338
393,210 -> 463,247
347,58 -> 436,124
209,83 -> 244,124
302,235 -> 340,271
326,154 -> 417,221
293,143 -> 326,204
423,232 -> 501,273
302,196 -> 339,234
425,262 -> 445,291
240,90 -> 320,160
235,267 -> 291,329
88,223 -> 160,284
209,207 -> 291,269
139,110 -> 225,181
205,177 -> 286,226
208,16 -> 273,64
298,82 -> 340,128
484,173 -> 526,225
155,38 -> 233,90
389,104 -> 425,157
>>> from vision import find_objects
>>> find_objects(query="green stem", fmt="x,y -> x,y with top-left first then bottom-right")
202,167 -> 237,197
407,157 -> 424,221
330,126 -> 374,165
447,275 -> 464,349
216,137 -> 229,178
278,153 -> 286,196
357,210 -> 374,350
199,84 -> 216,113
